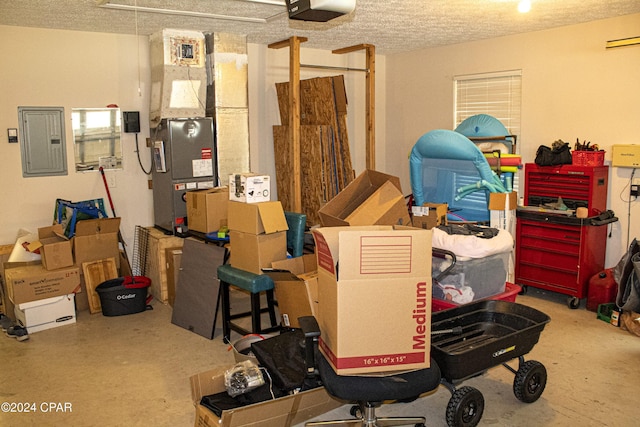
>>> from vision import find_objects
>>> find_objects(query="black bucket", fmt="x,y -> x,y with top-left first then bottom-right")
95,276 -> 151,317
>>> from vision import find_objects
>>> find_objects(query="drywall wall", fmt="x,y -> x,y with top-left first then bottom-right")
385,13 -> 640,267
0,26 -> 153,260
0,25 -> 384,257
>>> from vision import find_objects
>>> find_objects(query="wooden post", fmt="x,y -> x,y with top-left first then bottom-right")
333,44 -> 376,170
269,36 -> 307,213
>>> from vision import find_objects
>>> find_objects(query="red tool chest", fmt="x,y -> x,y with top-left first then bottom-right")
515,164 -> 609,308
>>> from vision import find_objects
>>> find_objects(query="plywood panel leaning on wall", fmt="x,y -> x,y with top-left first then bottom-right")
273,76 -> 354,226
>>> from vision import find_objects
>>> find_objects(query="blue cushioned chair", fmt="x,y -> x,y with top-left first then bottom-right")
218,211 -> 307,342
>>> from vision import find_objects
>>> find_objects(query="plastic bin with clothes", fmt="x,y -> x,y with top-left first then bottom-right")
431,224 -> 513,305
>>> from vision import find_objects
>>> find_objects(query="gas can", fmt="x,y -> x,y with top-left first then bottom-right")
587,268 -> 618,312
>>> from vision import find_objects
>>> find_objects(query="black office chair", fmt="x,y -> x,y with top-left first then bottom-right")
299,316 -> 441,427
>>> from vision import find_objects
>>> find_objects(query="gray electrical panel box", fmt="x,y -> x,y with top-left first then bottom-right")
18,106 -> 67,177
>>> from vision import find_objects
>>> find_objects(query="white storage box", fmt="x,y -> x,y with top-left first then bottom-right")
228,173 -> 271,203
14,294 -> 76,333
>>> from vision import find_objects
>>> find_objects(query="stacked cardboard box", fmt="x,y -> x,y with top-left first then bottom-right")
1,217 -> 124,331
186,187 -> 229,234
267,254 -> 318,328
227,201 -> 288,274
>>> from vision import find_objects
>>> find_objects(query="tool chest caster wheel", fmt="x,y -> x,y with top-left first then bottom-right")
567,296 -> 580,309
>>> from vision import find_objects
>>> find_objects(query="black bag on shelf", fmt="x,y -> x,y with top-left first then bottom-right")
535,143 -> 572,166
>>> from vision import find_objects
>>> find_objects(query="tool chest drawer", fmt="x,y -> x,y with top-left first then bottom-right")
524,164 -> 608,216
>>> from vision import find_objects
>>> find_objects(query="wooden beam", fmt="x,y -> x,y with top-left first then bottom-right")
333,44 -> 376,170
269,36 -> 306,213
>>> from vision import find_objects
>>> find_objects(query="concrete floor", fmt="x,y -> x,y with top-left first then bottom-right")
1,287 -> 638,427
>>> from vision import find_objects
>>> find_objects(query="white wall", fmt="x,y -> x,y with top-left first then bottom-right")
0,25 -> 384,259
385,13 -> 640,267
0,26 -> 153,259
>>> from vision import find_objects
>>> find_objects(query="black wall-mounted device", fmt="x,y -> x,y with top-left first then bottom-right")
123,111 -> 140,133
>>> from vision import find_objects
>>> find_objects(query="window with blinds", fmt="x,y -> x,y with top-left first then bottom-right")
454,70 -> 522,193
454,70 -> 522,143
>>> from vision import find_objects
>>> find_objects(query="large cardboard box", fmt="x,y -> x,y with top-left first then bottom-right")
229,231 -> 287,275
268,254 -> 318,328
312,226 -> 432,375
228,173 -> 271,203
4,263 -> 81,304
187,187 -> 229,233
412,203 -> 448,230
73,218 -> 121,270
318,170 -> 411,227
190,365 -> 341,427
227,201 -> 288,235
28,224 -> 74,271
14,293 -> 76,333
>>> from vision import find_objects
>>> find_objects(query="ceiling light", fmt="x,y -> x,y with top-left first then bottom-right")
518,0 -> 531,13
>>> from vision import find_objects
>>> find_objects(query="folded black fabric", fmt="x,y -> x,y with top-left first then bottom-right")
251,330 -> 307,391
437,223 -> 499,239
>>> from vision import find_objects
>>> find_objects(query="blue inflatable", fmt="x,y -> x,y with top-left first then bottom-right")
409,128 -> 507,222
455,113 -> 515,150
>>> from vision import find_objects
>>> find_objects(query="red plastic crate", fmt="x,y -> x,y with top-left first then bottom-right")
432,282 -> 521,312
572,150 -> 605,166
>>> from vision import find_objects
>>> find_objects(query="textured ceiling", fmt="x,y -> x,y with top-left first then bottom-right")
1,0 -> 639,54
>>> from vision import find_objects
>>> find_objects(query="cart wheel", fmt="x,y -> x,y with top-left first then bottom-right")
446,386 -> 484,427
567,297 -> 580,309
519,285 -> 528,295
349,405 -> 361,418
513,360 -> 547,403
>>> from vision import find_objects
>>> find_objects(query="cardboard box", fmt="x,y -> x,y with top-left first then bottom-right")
190,365 -> 341,427
4,263 -> 81,304
187,187 -> 229,233
489,192 -> 518,234
229,231 -> 287,275
227,201 -> 288,235
28,224 -> 74,271
14,293 -> 76,333
268,254 -> 318,328
318,169 -> 411,227
412,203 -> 448,230
489,191 -> 517,283
229,173 -> 271,203
73,218 -> 121,270
0,244 -> 16,319
312,226 -> 432,375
